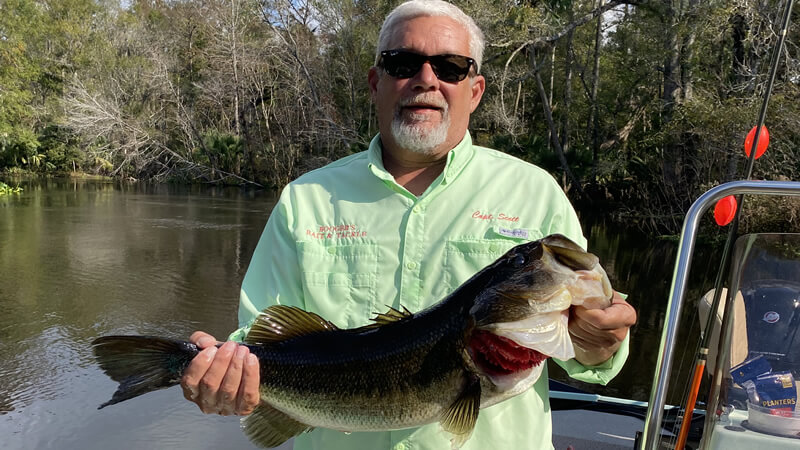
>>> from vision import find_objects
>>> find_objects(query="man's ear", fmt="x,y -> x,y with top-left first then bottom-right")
469,74 -> 486,113
368,67 -> 380,101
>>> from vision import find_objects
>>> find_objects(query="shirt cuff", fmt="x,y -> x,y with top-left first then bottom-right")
228,323 -> 252,343
557,331 -> 630,385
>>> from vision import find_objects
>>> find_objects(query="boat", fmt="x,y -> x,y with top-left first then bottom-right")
550,180 -> 800,449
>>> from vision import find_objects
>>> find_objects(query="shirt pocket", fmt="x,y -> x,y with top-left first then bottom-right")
443,227 -> 543,292
297,242 -> 378,327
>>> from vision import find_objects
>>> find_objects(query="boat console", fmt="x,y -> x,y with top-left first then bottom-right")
639,181 -> 800,450
705,234 -> 800,448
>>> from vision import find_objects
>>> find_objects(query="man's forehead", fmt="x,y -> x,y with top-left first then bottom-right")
386,15 -> 470,56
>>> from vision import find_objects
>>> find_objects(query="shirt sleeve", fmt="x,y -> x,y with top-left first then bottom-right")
228,186 -> 305,342
545,180 -> 587,249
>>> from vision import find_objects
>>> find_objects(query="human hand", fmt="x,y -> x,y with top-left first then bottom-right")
568,291 -> 637,366
180,331 -> 260,415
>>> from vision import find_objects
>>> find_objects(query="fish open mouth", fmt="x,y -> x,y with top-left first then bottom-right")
468,330 -> 548,376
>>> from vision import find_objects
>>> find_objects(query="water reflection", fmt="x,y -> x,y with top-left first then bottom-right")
0,179 -> 276,449
0,178 -> 721,447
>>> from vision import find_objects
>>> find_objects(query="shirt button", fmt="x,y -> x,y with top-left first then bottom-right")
396,444 -> 406,450
412,205 -> 421,213
327,247 -> 336,255
406,262 -> 417,270
489,243 -> 499,252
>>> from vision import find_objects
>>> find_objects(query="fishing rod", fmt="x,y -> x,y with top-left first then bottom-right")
673,1 -> 795,449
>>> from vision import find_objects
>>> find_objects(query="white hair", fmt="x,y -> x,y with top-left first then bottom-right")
375,0 -> 485,73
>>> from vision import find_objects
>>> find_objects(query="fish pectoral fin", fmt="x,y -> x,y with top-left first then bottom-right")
244,305 -> 339,345
242,403 -> 312,448
439,375 -> 481,449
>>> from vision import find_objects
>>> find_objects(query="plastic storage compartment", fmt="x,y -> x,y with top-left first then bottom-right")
745,402 -> 800,438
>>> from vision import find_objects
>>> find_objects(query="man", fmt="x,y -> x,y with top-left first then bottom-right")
181,1 -> 637,449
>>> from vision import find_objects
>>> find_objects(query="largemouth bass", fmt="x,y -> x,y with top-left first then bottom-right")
92,234 -> 613,448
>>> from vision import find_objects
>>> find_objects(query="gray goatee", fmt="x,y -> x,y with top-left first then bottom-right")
391,94 -> 450,156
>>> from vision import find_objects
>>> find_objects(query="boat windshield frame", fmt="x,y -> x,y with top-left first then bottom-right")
640,180 -> 800,450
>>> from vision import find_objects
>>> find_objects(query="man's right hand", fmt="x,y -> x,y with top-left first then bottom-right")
180,331 -> 261,415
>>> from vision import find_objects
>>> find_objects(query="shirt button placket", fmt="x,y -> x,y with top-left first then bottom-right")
400,200 -> 424,309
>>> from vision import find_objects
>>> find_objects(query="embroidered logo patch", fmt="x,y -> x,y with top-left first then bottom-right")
498,227 -> 528,239
471,210 -> 520,222
306,224 -> 367,239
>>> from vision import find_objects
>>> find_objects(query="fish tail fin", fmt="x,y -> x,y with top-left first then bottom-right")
92,335 -> 199,409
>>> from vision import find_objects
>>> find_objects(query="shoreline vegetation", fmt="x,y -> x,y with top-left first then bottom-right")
2,0 -> 799,234
0,181 -> 23,195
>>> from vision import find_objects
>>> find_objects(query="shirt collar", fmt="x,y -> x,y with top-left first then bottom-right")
366,132 -> 475,186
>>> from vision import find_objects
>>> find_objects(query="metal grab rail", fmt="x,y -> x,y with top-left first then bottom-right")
639,180 -> 800,450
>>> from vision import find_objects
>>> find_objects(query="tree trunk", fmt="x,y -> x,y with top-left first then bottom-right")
547,45 -> 556,153
561,21 -> 575,156
661,1 -> 683,189
588,0 -> 603,182
530,46 -> 586,200
681,0 -> 699,102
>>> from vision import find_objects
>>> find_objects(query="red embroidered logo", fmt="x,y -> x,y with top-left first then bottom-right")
306,224 -> 367,239
471,210 -> 519,223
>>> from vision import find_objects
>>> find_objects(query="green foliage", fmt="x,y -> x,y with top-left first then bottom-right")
0,129 -> 39,169
38,126 -> 85,173
199,131 -> 245,175
0,182 -> 23,195
0,0 -> 41,159
0,0 -> 798,233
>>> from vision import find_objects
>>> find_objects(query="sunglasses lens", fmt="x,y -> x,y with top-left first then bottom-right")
380,51 -> 473,82
381,51 -> 425,79
431,55 -> 472,82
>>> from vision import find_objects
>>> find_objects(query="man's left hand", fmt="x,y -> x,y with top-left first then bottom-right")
569,291 -> 636,366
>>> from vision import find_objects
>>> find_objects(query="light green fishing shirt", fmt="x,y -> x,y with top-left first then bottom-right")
230,132 -> 629,450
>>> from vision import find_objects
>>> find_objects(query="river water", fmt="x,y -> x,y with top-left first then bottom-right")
0,179 -> 720,449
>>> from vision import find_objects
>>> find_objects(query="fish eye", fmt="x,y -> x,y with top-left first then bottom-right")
512,254 -> 526,267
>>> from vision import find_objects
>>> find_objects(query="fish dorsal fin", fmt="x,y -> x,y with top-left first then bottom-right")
373,304 -> 413,325
541,233 -> 599,271
439,374 -> 481,449
357,305 -> 414,331
244,305 -> 339,345
242,403 -> 313,447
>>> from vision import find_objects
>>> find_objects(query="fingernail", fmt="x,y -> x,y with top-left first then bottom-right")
204,346 -> 217,362
247,354 -> 257,366
220,341 -> 237,355
235,346 -> 248,359
197,336 -> 214,347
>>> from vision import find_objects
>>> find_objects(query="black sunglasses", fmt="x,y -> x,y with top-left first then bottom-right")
378,50 -> 475,83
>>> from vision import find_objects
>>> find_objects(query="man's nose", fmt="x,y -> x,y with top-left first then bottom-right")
410,61 -> 439,90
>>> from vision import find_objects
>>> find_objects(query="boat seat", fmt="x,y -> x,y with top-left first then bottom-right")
698,288 -> 749,374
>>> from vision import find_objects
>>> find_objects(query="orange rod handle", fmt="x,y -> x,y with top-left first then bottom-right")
676,359 -> 706,450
